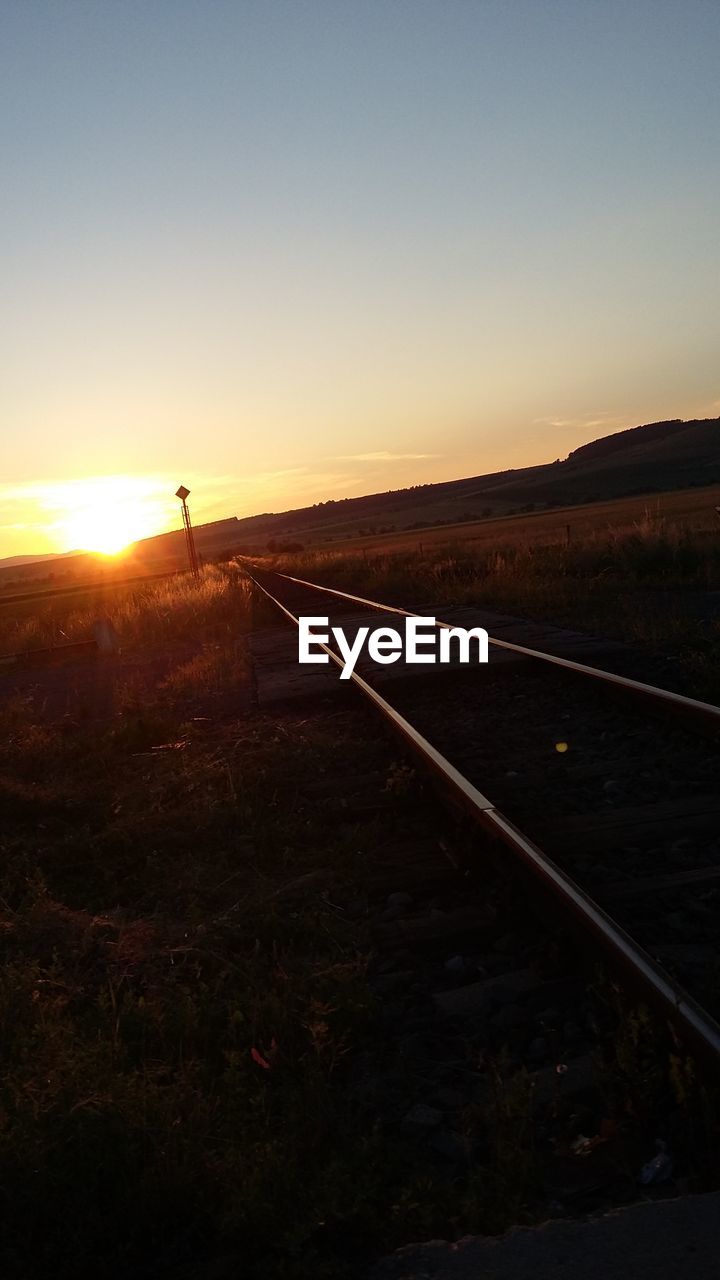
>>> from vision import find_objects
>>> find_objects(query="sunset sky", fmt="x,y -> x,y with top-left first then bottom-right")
2,0 -> 719,558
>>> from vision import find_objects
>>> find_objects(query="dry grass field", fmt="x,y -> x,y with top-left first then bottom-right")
266,489 -> 720,701
2,494 -> 720,1275
0,564 -> 239,657
311,484 -> 720,555
0,567 -> 553,1277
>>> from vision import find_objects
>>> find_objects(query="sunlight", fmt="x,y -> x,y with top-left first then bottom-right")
45,476 -> 175,554
63,503 -> 149,555
0,473 -> 238,560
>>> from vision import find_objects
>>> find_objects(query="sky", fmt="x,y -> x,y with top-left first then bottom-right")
2,0 -> 719,558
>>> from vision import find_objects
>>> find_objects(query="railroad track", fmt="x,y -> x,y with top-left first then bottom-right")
238,559 -> 720,1075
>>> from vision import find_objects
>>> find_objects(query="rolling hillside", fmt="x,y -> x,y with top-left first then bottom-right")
229,416 -> 720,547
4,417 -> 719,578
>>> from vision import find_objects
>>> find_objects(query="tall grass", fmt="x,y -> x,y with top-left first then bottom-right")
461,522 -> 720,601
0,696 -> 485,1277
269,507 -> 720,597
0,564 -> 250,656
262,513 -> 720,697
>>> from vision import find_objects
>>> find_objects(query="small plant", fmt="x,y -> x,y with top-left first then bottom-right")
384,762 -> 416,795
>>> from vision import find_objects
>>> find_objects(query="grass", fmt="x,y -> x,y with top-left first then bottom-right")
0,564 -> 247,657
2,533 -> 720,1275
0,695 -> 395,1276
263,505 -> 720,700
0,637 -> 548,1278
2,693 -> 713,1278
289,483 -> 720,555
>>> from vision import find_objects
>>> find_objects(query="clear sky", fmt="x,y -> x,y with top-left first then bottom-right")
2,0 -> 719,557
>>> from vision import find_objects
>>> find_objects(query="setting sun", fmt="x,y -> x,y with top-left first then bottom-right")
63,505 -> 144,555
42,476 -> 177,555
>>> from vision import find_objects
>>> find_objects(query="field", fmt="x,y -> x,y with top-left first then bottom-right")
1,567 -> 563,1278
266,487 -> 720,701
307,484 -> 720,555
2,500 -> 720,1276
0,564 -> 246,656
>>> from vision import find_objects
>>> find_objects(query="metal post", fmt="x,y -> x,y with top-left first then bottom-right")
175,485 -> 200,580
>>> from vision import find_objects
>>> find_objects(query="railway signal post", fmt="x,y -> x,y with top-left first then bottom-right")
176,484 -> 200,581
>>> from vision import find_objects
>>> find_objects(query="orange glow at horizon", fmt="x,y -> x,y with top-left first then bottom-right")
44,476 -> 177,555
62,504 -> 152,555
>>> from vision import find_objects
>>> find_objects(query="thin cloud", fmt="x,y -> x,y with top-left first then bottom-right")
0,472 -> 235,507
532,413 -> 618,432
231,467 -> 308,486
199,469 -> 366,518
340,451 -> 442,462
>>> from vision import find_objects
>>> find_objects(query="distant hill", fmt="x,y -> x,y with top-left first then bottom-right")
3,417 -> 719,574
0,551 -> 70,569
566,419 -> 686,464
480,418 -> 720,508
228,416 -> 720,547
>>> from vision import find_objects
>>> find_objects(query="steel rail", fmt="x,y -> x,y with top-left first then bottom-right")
239,561 -> 720,731
243,562 -> 720,1066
